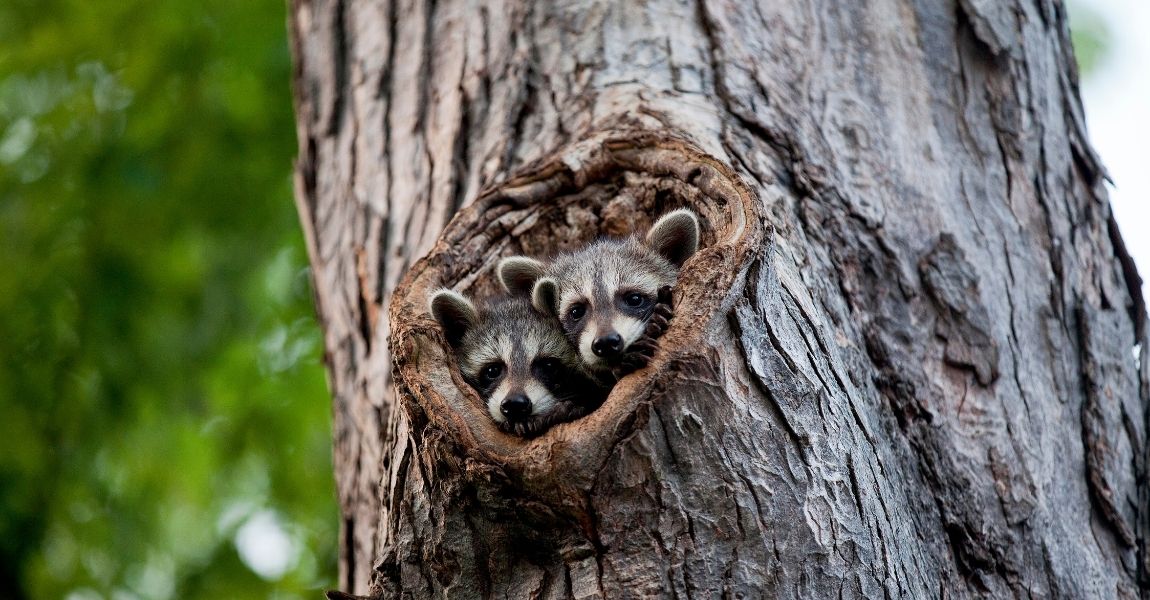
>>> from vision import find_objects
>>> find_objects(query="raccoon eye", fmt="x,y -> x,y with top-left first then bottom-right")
535,357 -> 561,374
480,363 -> 504,382
568,303 -> 586,320
624,293 -> 645,308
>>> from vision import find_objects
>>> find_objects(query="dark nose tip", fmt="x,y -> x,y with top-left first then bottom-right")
592,333 -> 624,358
500,394 -> 532,421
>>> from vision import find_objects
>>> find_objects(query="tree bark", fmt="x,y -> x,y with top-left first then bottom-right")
290,0 -> 1149,597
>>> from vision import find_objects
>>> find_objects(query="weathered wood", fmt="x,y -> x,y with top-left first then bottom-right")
290,0 -> 1149,597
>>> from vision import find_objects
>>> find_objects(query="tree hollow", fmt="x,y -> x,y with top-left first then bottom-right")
389,131 -> 762,515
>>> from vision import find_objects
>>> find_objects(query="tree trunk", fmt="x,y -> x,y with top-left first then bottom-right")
289,0 -> 1149,597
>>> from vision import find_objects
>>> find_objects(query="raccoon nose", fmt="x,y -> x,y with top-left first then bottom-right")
592,333 -> 624,358
500,394 -> 532,421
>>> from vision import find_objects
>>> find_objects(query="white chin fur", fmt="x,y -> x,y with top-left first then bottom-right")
488,380 -> 558,422
613,315 -> 646,347
524,381 -> 557,416
577,318 -> 646,368
487,380 -> 511,423
581,350 -> 603,369
487,400 -> 506,424
578,328 -> 602,368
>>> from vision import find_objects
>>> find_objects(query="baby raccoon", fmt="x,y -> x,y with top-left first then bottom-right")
498,208 -> 700,379
428,290 -> 608,437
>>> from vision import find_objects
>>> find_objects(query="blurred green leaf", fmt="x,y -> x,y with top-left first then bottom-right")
1068,1 -> 1112,77
0,0 -> 336,598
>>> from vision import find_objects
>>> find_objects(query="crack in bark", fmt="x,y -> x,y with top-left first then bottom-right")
1107,214 -> 1148,343
1077,306 -> 1138,549
374,0 -> 398,309
729,306 -> 811,457
327,0 -> 350,136
291,1 -> 1149,595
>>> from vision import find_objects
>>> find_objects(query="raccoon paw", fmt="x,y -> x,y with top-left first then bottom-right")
628,337 -> 659,359
644,286 -> 675,339
497,420 -> 527,437
499,402 -> 594,437
505,419 -> 546,438
609,359 -> 646,380
609,287 -> 675,380
610,343 -> 655,379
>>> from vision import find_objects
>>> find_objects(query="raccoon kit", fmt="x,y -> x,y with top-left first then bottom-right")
499,209 -> 700,382
429,290 -> 609,437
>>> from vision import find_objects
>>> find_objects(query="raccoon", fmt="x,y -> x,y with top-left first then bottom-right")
428,290 -> 609,437
498,208 -> 700,379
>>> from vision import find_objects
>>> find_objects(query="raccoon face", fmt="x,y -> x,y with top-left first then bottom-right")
542,241 -> 672,371
428,290 -> 604,436
500,209 -> 699,372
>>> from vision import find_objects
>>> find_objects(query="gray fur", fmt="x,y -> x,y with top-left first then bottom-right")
645,208 -> 700,267
527,208 -> 701,373
452,298 -> 574,379
428,290 -> 606,436
532,277 -> 559,315
497,256 -> 547,296
429,289 -> 480,348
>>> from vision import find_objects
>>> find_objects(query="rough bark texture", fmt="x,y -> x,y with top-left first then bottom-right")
290,0 -> 1149,597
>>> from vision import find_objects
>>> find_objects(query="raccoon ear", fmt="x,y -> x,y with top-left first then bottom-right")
532,278 -> 559,316
428,289 -> 479,347
645,208 -> 700,267
497,256 -> 546,296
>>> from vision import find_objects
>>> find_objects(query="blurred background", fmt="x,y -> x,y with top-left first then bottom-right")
0,1 -> 335,598
0,1 -> 1141,599
1071,0 -> 1149,298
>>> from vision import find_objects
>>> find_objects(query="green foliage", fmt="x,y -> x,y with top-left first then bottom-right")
0,0 -> 336,598
1068,1 -> 1112,77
